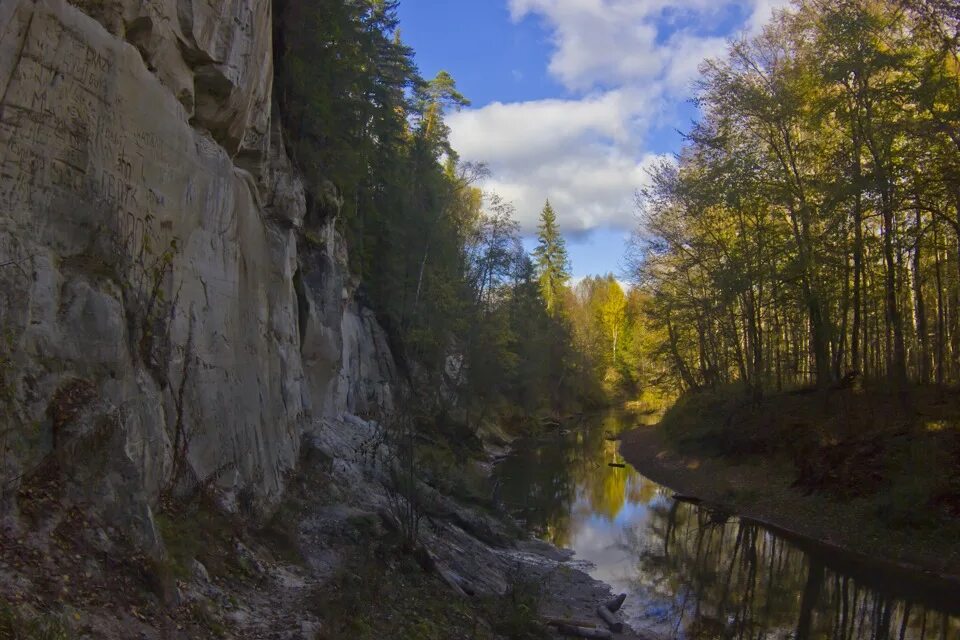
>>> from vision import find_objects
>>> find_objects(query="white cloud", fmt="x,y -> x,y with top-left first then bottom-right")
480,149 -> 667,232
448,90 -> 644,165
662,34 -> 731,91
446,0 -> 789,234
747,0 -> 792,34
508,0 -> 748,92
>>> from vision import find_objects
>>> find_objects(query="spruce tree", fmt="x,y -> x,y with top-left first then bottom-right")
533,199 -> 571,314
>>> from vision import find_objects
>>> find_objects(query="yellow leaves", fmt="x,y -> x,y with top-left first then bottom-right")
925,420 -> 948,432
942,52 -> 960,79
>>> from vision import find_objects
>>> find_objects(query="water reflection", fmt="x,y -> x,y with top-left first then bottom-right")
494,411 -> 960,640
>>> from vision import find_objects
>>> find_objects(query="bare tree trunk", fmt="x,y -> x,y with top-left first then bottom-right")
796,559 -> 825,640
851,152 -> 864,375
835,215 -> 851,378
913,205 -> 930,384
935,221 -> 946,386
774,305 -> 783,392
953,225 -> 960,381
863,242 -> 872,380
666,311 -> 698,390
697,316 -> 713,386
882,190 -> 908,386
730,305 -> 748,385
413,242 -> 430,312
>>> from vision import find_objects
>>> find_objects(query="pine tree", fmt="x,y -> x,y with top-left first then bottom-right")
533,200 -> 570,314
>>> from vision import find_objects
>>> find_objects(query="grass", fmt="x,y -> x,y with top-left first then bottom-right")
186,601 -> 228,638
483,563 -> 550,640
0,601 -> 70,640
308,544 -> 476,640
630,383 -> 960,575
256,500 -> 308,566
661,384 -> 960,519
154,494 -> 248,581
308,533 -> 547,640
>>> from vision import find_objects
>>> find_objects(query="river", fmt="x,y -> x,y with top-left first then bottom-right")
493,410 -> 960,640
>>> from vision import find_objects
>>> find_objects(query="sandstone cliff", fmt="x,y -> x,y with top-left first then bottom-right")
0,0 -> 396,546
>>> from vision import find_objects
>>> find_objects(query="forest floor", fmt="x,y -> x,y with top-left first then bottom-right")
619,384 -> 960,583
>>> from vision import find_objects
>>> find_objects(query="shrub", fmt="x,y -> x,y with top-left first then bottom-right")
0,602 -> 69,640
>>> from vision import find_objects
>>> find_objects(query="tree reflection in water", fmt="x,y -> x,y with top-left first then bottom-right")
495,411 -> 960,640
496,412 -> 653,547
629,500 -> 960,639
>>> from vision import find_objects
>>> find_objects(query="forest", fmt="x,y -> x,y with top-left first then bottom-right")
273,0 -> 658,425
630,0 -> 960,396
272,0 -> 958,488
249,0 -> 960,632
621,0 -> 960,550
5,0 -> 960,636
275,0 -> 960,416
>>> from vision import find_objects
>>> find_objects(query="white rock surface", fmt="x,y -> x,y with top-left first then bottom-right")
0,0 -> 396,538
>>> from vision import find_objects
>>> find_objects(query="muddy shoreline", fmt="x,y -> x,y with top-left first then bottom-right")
619,424 -> 960,597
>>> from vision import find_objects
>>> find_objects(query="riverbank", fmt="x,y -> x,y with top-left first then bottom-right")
1,412 -> 648,639
619,387 -> 960,583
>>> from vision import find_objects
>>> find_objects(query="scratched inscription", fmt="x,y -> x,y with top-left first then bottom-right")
0,8 -> 180,261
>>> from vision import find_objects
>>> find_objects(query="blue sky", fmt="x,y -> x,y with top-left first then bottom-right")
397,0 -> 786,279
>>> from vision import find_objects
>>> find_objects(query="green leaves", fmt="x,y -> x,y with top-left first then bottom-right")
274,2 -> 611,414
630,0 -> 960,394
533,200 -> 571,315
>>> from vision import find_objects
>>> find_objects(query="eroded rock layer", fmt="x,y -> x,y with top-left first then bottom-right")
0,0 -> 395,542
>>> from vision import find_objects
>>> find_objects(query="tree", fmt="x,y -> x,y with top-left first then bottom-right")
596,278 -> 627,362
274,0 -> 615,421
533,200 -> 571,314
568,275 -> 641,397
626,0 -> 960,399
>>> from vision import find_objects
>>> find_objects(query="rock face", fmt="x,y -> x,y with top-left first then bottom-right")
0,0 -> 395,536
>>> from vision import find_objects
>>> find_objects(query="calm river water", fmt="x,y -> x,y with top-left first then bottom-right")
494,411 -> 960,640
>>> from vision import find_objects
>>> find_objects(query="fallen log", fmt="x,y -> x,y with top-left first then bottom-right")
595,605 -> 623,633
552,623 -> 613,639
603,593 -> 627,613
542,617 -> 602,628
435,564 -> 469,597
419,547 -> 469,598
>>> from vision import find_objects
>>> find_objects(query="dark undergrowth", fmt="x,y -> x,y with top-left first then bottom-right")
0,602 -> 69,640
308,537 -> 547,640
154,494 -> 247,582
660,383 -> 960,532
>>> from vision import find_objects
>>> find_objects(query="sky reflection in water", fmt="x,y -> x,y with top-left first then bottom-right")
494,411 -> 960,640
